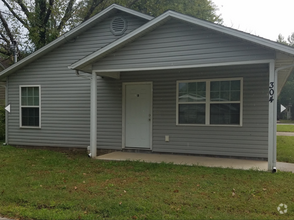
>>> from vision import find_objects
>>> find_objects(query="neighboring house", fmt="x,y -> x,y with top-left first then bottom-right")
0,82 -> 5,107
0,4 -> 294,171
0,58 -> 10,106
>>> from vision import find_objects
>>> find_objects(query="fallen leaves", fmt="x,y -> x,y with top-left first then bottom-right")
232,188 -> 236,197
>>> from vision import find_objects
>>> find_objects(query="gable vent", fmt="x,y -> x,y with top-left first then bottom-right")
110,17 -> 127,36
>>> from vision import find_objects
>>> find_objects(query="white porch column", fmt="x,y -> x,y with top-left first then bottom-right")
268,61 -> 276,171
90,71 -> 97,158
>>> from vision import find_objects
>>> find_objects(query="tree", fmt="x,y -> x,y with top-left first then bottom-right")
277,32 -> 294,119
78,0 -> 222,23
0,0 -> 222,64
277,32 -> 294,47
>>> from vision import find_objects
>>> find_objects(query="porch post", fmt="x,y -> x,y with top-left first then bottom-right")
90,71 -> 97,158
268,61 -> 276,171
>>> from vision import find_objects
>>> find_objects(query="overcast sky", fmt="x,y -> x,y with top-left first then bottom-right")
0,0 -> 292,42
212,0 -> 294,41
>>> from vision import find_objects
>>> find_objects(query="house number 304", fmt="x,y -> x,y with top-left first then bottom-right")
269,82 -> 274,103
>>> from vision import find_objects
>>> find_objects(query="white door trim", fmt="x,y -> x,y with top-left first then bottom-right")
122,82 -> 153,150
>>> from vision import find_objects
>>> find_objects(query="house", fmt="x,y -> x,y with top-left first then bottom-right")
0,58 -> 10,106
0,4 -> 294,171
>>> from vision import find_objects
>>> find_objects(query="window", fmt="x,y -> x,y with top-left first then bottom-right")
20,86 -> 41,128
177,78 -> 242,126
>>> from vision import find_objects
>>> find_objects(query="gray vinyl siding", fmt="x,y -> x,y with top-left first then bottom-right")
7,12 -> 148,147
98,64 -> 269,158
93,19 -> 275,70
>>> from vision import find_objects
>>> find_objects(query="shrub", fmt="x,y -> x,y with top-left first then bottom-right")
0,106 -> 5,140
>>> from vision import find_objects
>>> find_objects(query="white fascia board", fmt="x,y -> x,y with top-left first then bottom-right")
70,10 -> 294,71
0,4 -> 153,80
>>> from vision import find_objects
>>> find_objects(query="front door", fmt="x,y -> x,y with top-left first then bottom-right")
125,83 -> 152,149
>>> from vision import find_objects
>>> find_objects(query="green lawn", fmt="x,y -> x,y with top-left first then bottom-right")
278,120 -> 294,124
277,125 -> 294,132
0,145 -> 294,219
277,136 -> 294,163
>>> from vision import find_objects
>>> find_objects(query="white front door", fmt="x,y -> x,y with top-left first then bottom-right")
125,83 -> 152,149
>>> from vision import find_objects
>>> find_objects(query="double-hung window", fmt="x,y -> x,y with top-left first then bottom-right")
177,78 -> 242,126
20,86 -> 41,128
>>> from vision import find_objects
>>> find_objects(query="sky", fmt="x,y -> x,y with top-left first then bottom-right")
0,0 -> 293,42
212,0 -> 294,41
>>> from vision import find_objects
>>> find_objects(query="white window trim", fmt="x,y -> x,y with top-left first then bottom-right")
19,85 -> 41,129
176,77 -> 243,127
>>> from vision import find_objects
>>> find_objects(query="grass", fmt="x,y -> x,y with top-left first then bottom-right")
278,120 -> 294,124
0,145 -> 294,219
277,136 -> 294,163
277,125 -> 294,132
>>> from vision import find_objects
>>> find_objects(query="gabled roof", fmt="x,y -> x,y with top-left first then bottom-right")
69,10 -> 294,72
0,4 -> 153,80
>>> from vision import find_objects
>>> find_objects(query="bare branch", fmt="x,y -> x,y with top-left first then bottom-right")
82,0 -> 105,22
57,0 -> 75,31
0,32 -> 10,44
1,0 -> 29,28
44,0 -> 54,25
16,0 -> 31,18
0,11 -> 14,43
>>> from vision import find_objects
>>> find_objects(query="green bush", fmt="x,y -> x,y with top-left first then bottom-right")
0,106 -> 5,140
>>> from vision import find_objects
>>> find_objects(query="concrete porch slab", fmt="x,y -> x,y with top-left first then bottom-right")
96,151 -> 269,171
